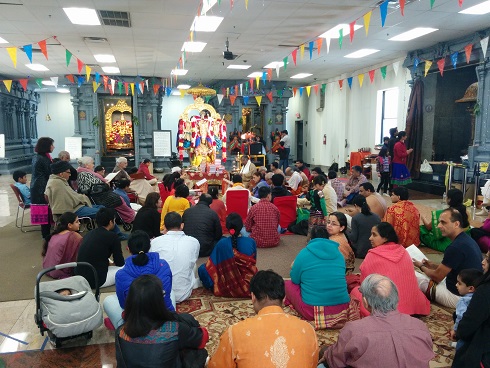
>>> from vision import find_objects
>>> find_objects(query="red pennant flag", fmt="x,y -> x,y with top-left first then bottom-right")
230,95 -> 237,105
249,78 -> 254,90
316,38 -> 323,55
293,87 -> 297,97
458,0 -> 463,6
66,74 -> 75,84
368,69 -> 375,83
266,91 -> 273,102
313,85 -> 319,95
103,75 -> 109,90
38,40 -> 48,60
19,79 -> 28,90
124,82 -> 129,95
292,49 -> 298,66
464,44 -> 473,64
230,0 -> 234,9
349,21 -> 356,43
267,69 -> 272,82
338,79 -> 343,90
235,84 -> 238,96
437,58 -> 445,76
153,84 -> 160,95
400,0 -> 406,15
139,82 -> 144,93
77,59 -> 84,74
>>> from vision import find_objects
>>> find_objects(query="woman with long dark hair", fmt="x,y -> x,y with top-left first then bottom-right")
326,212 -> 355,275
132,192 -> 162,239
115,275 -> 209,368
42,211 -> 82,279
348,195 -> 381,258
391,131 -> 413,187
198,213 -> 258,297
31,137 -> 54,239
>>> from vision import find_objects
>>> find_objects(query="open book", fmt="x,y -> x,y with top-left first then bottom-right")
406,244 -> 428,263
104,172 -> 118,182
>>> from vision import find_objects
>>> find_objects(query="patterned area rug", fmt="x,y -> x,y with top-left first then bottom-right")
177,288 -> 455,367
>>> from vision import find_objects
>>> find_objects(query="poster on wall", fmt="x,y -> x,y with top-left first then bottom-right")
0,134 -> 4,158
153,130 -> 172,157
65,137 -> 82,159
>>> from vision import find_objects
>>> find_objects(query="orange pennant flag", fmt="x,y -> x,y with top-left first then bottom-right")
38,40 -> 48,60
292,49 -> 298,66
400,0 -> 406,15
300,44 -> 305,59
85,65 -> 92,82
293,87 -> 298,97
437,58 -> 445,76
66,74 -> 75,84
124,82 -> 129,95
153,84 -> 160,95
267,69 -> 272,82
363,11 -> 372,36
6,47 -> 17,68
130,83 -> 135,96
255,96 -> 262,106
230,95 -> 237,105
249,78 -> 254,90
338,79 -> 343,90
266,91 -> 273,102
316,38 -> 323,55
140,82 -> 145,94
3,80 -> 12,92
368,69 -> 375,83
306,86 -> 311,97
424,60 -> 432,77
464,44 -> 473,64
358,74 -> 364,87
255,76 -> 260,89
77,59 -> 84,74
349,21 -> 356,43
19,79 -> 28,90
313,84 -> 319,95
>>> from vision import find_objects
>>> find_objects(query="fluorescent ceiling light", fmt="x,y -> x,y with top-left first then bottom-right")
389,27 -> 438,41
227,65 -> 251,70
25,63 -> 49,71
171,69 -> 188,76
191,16 -> 224,32
290,73 -> 312,79
42,80 -> 55,86
94,54 -> 116,63
263,61 -> 288,69
177,84 -> 191,89
201,0 -> 217,15
102,66 -> 120,74
0,36 -> 8,44
172,90 -> 182,96
319,24 -> 363,39
56,88 -> 70,94
459,0 -> 490,14
247,72 -> 263,78
63,8 -> 101,26
344,48 -> 380,58
181,42 -> 207,53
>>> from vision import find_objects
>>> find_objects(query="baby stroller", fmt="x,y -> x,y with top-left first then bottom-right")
34,262 -> 103,348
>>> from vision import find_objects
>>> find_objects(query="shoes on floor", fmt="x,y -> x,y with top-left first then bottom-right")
104,317 -> 115,331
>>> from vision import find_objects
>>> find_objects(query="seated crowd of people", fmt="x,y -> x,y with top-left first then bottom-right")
16,147 -> 490,367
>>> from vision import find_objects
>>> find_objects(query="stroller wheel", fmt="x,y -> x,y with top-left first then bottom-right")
123,223 -> 132,231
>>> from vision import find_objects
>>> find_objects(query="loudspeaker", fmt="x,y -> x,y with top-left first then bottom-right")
250,143 -> 262,155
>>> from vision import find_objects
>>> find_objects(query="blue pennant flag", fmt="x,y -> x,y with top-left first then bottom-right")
451,52 -> 458,69
95,72 -> 100,83
166,87 -> 172,97
309,41 -> 314,60
77,76 -> 84,87
299,87 -> 304,97
380,0 -> 389,27
347,77 -> 353,89
23,44 -> 33,63
243,95 -> 249,105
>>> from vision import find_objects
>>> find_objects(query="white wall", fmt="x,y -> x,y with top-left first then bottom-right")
286,63 -> 411,167
36,92 -> 75,158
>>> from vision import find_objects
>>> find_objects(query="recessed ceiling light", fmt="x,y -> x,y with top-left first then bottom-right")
94,54 -> 116,63
389,27 -> 438,41
201,0 -> 218,15
319,24 -> 363,39
171,69 -> 188,76
42,80 -> 55,86
0,36 -> 8,44
101,66 -> 120,74
56,88 -> 70,94
263,61 -> 288,69
247,72 -> 263,78
177,84 -> 191,89
191,16 -> 224,32
63,8 -> 101,26
25,63 -> 49,71
459,0 -> 490,14
227,65 -> 251,70
290,73 -> 312,79
181,42 -> 207,53
344,48 -> 380,58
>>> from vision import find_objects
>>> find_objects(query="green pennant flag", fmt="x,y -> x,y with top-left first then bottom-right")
35,78 -> 43,88
283,56 -> 288,71
339,29 -> 343,49
218,0 -> 221,4
321,83 -> 326,93
205,96 -> 211,103
66,50 -> 72,67
278,90 -> 283,98
380,66 -> 387,79
118,81 -> 123,95
430,0 -> 435,8
245,81 -> 249,91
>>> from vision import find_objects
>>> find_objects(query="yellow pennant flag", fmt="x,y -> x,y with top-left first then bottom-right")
245,0 -> 249,9
255,96 -> 262,106
7,47 -> 17,68
363,11 -> 372,36
180,89 -> 185,98
226,87 -> 229,97
306,86 -> 311,97
358,74 -> 364,87
255,76 -> 260,89
190,31 -> 194,42
92,81 -> 100,93
130,83 -> 135,96
300,44 -> 305,59
3,80 -> 12,92
85,65 -> 92,81
424,60 -> 433,77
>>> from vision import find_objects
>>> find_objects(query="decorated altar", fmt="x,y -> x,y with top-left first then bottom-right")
105,99 -> 134,150
181,169 -> 230,195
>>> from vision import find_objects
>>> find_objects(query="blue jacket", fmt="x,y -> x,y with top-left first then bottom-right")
290,237 -> 349,306
115,252 -> 174,311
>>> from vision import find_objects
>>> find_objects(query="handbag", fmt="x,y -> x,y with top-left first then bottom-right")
420,159 -> 433,174
30,204 -> 51,225
296,208 -> 310,223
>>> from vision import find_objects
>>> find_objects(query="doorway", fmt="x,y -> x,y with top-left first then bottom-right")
295,120 -> 303,161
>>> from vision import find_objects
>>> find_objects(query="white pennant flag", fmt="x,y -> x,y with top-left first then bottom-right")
392,61 -> 400,76
145,79 -> 149,91
217,93 -> 224,105
276,64 -> 280,78
481,36 -> 489,59
325,37 -> 331,54
110,78 -> 116,93
240,83 -> 243,96
50,76 -> 58,88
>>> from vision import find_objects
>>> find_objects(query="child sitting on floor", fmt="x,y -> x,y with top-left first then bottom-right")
13,170 -> 31,205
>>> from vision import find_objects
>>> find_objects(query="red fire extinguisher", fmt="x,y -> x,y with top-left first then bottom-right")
323,134 -> 327,145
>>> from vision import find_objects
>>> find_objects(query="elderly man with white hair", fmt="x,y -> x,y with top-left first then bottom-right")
112,157 -> 132,182
319,274 -> 434,368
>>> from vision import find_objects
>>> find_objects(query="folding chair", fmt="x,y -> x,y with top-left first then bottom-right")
273,196 -> 298,229
225,190 -> 249,222
158,182 -> 171,203
10,184 -> 40,232
44,194 -> 94,233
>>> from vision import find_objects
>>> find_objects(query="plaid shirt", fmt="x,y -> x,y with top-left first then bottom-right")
245,199 -> 280,248
330,178 -> 344,203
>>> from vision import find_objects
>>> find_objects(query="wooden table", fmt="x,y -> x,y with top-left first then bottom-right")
181,170 -> 230,195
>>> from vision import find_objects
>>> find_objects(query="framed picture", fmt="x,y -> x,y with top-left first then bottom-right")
78,110 -> 87,120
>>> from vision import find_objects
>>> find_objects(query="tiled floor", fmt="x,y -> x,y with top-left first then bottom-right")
0,172 -> 483,367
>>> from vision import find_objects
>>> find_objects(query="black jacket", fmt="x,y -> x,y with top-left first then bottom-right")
452,280 -> 490,368
30,154 -> 52,204
271,186 -> 292,203
132,207 -> 161,239
182,203 -> 222,257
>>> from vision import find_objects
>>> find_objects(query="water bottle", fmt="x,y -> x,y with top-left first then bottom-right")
442,192 -> 447,204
